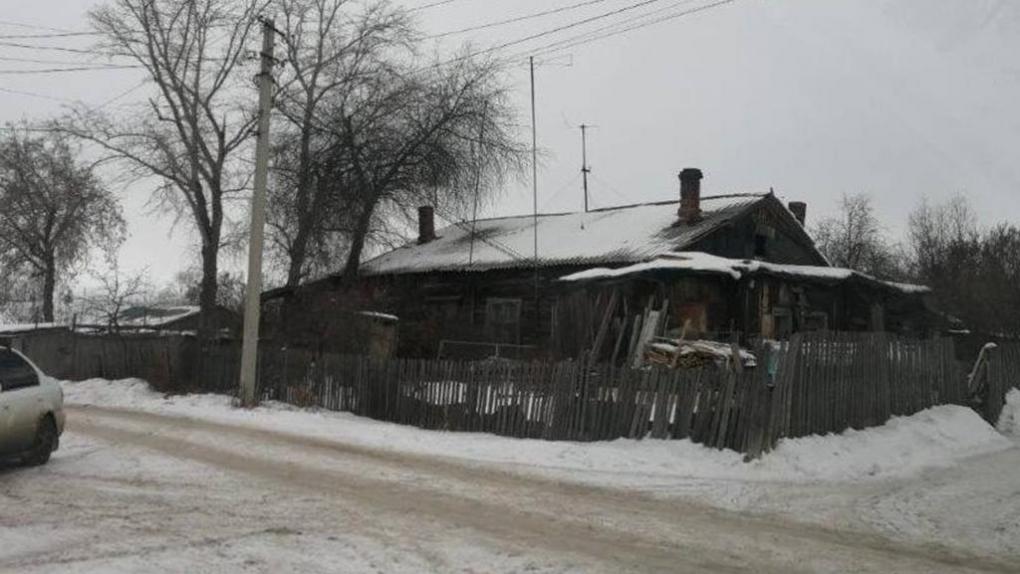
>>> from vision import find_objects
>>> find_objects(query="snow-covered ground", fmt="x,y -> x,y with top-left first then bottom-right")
3,377 -> 1017,573
57,377 -> 1020,560
2,430 -> 586,574
997,388 -> 1020,438
62,377 -> 1013,484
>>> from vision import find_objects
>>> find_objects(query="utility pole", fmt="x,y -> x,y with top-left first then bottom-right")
529,56 -> 539,329
580,124 -> 592,213
239,17 -> 276,408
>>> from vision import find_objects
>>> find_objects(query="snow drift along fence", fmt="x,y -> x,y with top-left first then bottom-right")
251,332 -> 965,456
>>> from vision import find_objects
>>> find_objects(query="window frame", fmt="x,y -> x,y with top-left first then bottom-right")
0,349 -> 40,392
485,298 -> 523,344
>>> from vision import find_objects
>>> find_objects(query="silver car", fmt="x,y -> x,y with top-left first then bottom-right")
0,347 -> 65,466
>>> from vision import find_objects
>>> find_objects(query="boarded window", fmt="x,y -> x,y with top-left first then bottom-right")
485,298 -> 522,344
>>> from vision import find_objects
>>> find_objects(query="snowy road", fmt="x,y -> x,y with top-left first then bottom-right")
1,405 -> 1017,574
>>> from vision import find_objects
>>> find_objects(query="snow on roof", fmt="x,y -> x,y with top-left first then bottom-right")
361,194 -> 769,276
117,306 -> 201,327
880,281 -> 932,295
562,252 -> 745,282
561,252 -> 930,295
0,322 -> 64,334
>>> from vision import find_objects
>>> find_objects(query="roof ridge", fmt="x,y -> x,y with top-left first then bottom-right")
449,192 -> 770,226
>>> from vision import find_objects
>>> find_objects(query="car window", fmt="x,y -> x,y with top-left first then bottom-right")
0,349 -> 39,392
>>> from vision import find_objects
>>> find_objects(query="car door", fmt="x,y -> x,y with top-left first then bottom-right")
0,348 -> 42,454
0,379 -> 17,455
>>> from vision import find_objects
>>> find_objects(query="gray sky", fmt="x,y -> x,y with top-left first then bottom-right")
2,0 -> 1019,287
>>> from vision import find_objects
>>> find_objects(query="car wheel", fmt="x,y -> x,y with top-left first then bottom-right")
23,415 -> 57,467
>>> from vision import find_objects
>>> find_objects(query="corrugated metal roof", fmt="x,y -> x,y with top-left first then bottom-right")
361,194 -> 768,276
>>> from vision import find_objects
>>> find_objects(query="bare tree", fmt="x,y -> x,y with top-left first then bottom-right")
813,193 -> 902,278
322,55 -> 526,280
161,266 -> 246,313
270,0 -> 412,287
907,194 -> 979,282
265,0 -> 525,285
60,0 -> 265,338
905,195 -> 986,330
0,127 -> 125,322
84,253 -> 151,333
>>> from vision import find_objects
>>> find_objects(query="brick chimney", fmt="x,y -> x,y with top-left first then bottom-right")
417,205 -> 436,244
678,168 -> 703,223
788,201 -> 807,226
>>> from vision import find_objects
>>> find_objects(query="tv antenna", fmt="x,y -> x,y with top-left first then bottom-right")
580,124 -> 597,212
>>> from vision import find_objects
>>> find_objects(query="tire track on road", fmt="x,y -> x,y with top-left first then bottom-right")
67,405 -> 1020,574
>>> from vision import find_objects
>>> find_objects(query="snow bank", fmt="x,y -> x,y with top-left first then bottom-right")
762,405 -> 1012,481
998,388 -> 1020,438
63,379 -> 1012,487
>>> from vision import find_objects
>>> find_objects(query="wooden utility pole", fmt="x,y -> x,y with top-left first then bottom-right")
239,17 -> 276,408
530,56 -> 540,335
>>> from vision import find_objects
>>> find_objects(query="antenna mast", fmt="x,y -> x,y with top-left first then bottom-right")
580,124 -> 592,213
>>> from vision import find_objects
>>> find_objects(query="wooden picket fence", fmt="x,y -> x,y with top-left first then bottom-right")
253,331 -> 967,457
29,327 -> 974,456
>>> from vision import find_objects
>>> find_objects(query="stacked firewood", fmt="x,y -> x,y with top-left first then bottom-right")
643,338 -> 757,370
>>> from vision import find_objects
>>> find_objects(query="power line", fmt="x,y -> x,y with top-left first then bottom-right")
0,80 -> 148,110
0,86 -> 76,103
0,32 -> 99,40
0,40 -> 104,55
0,55 -> 113,66
94,80 -> 149,110
423,0 -> 670,70
0,65 -> 142,75
527,0 -> 736,59
426,0 -> 615,39
0,19 -> 79,34
516,0 -> 701,58
409,0 -> 462,12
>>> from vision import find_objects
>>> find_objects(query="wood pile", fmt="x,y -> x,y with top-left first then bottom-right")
643,337 -> 757,370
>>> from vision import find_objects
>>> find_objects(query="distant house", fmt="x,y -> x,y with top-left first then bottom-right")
100,304 -> 240,335
266,168 -> 939,359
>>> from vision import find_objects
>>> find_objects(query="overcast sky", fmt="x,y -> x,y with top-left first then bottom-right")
2,0 -> 1018,288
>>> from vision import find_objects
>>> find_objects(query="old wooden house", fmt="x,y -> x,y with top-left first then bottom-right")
265,168 -> 940,359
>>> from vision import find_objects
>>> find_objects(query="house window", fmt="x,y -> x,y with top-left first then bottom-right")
802,311 -> 828,332
485,298 -> 522,344
773,307 -> 793,339
424,296 -> 461,322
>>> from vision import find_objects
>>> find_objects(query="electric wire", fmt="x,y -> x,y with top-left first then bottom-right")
426,0 -> 615,39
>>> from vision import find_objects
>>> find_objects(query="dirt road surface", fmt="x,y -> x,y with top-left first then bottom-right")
1,406 -> 1017,573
